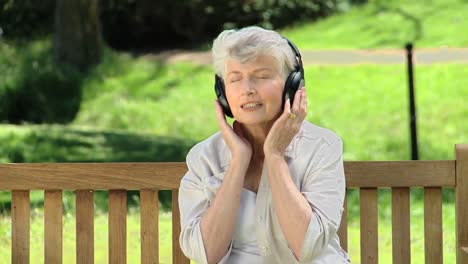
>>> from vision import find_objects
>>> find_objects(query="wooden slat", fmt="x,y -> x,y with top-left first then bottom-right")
172,190 -> 190,264
45,190 -> 63,264
360,188 -> 378,264
392,187 -> 411,264
109,190 -> 127,264
76,190 -> 94,264
337,191 -> 348,251
0,161 -> 456,190
0,163 -> 186,190
424,187 -> 443,264
141,190 -> 159,264
456,144 -> 468,264
12,190 -> 30,264
345,161 -> 455,187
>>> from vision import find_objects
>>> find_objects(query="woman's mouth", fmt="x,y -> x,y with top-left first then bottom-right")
241,102 -> 262,111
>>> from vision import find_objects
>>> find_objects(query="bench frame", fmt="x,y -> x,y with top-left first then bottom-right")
0,144 -> 467,264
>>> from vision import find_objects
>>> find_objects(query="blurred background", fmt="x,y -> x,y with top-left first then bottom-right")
0,0 -> 467,263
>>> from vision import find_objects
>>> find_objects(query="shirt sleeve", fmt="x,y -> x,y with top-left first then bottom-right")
178,148 -> 233,264
298,137 -> 346,262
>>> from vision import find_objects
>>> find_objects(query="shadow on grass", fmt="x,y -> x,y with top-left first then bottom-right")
0,121 -> 459,215
0,125 -> 197,214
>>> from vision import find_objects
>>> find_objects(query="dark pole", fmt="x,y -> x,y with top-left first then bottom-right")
405,43 -> 419,160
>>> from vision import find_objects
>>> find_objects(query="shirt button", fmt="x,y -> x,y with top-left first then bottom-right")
257,216 -> 263,222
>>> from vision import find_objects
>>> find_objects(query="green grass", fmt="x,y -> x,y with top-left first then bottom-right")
348,189 -> 456,264
1,61 -> 466,162
74,60 -> 468,161
0,190 -> 456,263
0,124 -> 194,163
281,0 -> 468,49
1,38 -> 467,163
0,207 -> 174,263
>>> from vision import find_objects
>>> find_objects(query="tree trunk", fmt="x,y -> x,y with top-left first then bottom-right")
54,0 -> 103,71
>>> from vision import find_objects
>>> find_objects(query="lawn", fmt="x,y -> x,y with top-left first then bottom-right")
69,60 -> 468,161
281,0 -> 468,49
1,60 -> 466,163
0,205 -> 174,263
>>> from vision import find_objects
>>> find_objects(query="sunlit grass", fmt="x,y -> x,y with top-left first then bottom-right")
281,0 -> 468,49
1,62 -> 466,163
74,61 -> 468,161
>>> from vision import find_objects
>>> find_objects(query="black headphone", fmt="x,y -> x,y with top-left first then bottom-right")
214,37 -> 305,118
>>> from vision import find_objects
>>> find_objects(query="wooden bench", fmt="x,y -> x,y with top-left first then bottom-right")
0,144 -> 466,264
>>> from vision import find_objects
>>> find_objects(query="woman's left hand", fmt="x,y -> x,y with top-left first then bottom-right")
264,87 -> 307,157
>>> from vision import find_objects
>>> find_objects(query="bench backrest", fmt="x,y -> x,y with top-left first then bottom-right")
0,144 -> 467,264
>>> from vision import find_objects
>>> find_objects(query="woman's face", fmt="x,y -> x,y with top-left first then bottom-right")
224,55 -> 284,126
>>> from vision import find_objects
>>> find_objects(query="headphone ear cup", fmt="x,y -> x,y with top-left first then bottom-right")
214,75 -> 234,118
283,71 -> 303,108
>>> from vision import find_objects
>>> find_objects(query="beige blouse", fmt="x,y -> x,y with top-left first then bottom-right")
178,121 -> 350,263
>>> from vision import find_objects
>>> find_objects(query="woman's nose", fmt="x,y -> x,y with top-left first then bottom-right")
241,79 -> 256,95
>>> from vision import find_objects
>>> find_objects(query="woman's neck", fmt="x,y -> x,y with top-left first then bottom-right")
240,120 -> 275,161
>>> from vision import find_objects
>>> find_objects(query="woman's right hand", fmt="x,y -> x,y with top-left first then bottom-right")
214,100 -> 252,160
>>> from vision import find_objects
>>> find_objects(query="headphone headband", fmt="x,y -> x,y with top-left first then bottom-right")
282,36 -> 304,77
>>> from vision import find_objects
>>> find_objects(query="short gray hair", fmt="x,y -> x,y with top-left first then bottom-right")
212,26 -> 297,81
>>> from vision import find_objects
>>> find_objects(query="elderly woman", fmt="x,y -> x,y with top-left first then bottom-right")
178,26 -> 349,264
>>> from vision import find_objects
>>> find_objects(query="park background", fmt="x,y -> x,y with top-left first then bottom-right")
0,0 -> 467,263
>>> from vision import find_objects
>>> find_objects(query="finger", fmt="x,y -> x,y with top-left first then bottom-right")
280,98 -> 292,121
284,97 -> 291,115
292,88 -> 303,113
301,88 -> 307,114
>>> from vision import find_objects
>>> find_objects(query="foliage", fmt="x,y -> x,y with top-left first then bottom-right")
0,39 -> 82,124
0,0 -> 55,38
100,0 -> 356,50
1,0 -> 363,50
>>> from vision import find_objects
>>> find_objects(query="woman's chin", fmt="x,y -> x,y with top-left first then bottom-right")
234,115 -> 275,126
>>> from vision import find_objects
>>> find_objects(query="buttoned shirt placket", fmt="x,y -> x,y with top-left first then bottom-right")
255,161 -> 271,257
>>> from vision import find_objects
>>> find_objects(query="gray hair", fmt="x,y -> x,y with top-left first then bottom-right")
211,26 -> 297,81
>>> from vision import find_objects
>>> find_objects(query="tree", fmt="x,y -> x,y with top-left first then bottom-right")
54,0 -> 103,71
